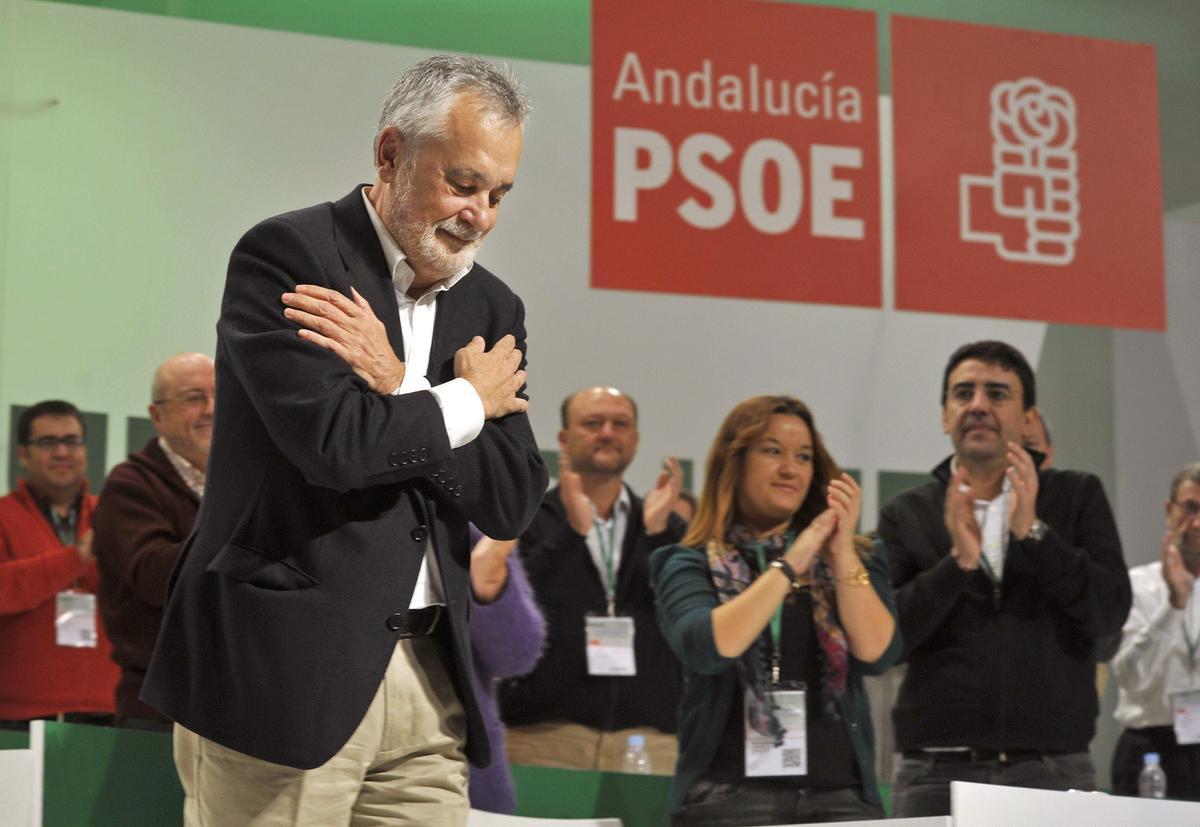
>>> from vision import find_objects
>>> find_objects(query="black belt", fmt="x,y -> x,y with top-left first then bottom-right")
904,748 -> 1065,764
386,605 -> 443,638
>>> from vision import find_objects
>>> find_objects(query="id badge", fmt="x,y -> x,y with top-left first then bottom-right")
56,591 -> 97,648
585,615 -> 636,676
1172,689 -> 1200,745
744,683 -> 807,777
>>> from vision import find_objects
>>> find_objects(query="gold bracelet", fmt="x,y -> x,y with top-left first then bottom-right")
836,565 -> 870,586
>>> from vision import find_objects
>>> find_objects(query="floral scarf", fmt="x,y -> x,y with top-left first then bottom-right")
708,525 -> 851,740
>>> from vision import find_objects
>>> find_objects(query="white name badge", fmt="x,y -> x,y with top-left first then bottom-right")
744,686 -> 807,777
55,591 -> 97,648
1172,689 -> 1200,745
585,615 -> 636,676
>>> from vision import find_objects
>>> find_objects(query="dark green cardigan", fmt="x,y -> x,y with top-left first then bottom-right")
649,539 -> 903,814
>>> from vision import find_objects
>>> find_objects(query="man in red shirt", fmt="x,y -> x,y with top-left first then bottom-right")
0,400 -> 118,727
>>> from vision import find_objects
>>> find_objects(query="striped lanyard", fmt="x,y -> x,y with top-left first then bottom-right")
1185,592 -> 1200,676
755,545 -> 785,684
592,516 -> 619,616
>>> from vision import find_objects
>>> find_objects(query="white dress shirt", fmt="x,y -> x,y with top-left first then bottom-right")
950,457 -> 1012,580
585,487 -> 631,611
361,188 -> 486,609
1112,561 -> 1200,728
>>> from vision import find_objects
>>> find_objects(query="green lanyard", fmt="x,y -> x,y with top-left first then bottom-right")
1184,616 -> 1200,676
978,552 -> 1000,584
593,516 -> 618,616
755,545 -> 785,684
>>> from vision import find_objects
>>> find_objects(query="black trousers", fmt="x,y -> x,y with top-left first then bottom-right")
671,780 -> 882,825
1111,725 -> 1200,800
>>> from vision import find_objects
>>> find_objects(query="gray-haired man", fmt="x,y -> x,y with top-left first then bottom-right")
1111,462 -> 1200,799
143,55 -> 547,825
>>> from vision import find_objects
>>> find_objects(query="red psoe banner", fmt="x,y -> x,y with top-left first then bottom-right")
892,16 -> 1164,330
591,0 -> 880,307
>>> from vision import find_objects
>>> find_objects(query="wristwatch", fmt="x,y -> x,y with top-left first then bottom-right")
1024,518 -> 1049,543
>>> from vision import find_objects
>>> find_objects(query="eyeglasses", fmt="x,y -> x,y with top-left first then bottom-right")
1173,499 -> 1200,517
153,390 -> 215,408
25,435 -> 86,451
948,383 -> 1015,405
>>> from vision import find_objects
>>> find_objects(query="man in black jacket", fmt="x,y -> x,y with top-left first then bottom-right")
879,340 -> 1130,817
501,386 -> 686,773
142,56 -> 546,826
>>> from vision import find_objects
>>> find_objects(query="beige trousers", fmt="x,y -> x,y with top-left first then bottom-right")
505,720 -> 678,776
175,637 -> 468,826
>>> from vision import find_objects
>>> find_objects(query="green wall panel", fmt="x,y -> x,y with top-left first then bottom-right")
877,469 -> 931,514
40,722 -> 182,827
41,0 -> 591,65
40,0 -> 1200,210
512,764 -> 670,827
125,415 -> 156,459
0,730 -> 30,750
1035,325 -> 1116,499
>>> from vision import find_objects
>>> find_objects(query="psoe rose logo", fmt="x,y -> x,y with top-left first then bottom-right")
959,77 -> 1079,265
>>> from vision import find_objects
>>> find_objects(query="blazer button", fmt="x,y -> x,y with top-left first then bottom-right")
451,486 -> 463,498
388,452 -> 402,467
411,525 -> 428,543
386,613 -> 406,631
418,448 -> 428,461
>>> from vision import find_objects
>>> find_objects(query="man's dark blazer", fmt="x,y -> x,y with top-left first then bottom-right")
141,186 -> 548,770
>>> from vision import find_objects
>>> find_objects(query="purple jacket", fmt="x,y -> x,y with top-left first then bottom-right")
468,545 -> 546,813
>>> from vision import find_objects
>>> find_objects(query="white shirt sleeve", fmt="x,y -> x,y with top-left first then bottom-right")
390,375 -> 484,450
1112,565 -> 1184,702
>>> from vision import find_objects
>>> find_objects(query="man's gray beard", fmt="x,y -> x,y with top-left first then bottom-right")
390,174 -> 482,281
1180,541 -> 1200,567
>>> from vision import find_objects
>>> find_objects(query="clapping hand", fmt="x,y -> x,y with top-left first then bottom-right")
643,456 -> 684,534
1006,441 -> 1040,540
945,467 -> 982,571
557,452 -> 594,536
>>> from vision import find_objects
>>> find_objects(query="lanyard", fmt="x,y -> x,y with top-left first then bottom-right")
1185,614 -> 1200,676
593,516 -> 619,616
755,545 -> 785,684
978,551 -> 999,584
972,495 -> 1006,609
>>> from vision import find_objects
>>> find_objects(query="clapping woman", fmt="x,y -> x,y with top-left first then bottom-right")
650,396 -> 901,825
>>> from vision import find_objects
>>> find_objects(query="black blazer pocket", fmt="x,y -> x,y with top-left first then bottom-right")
206,540 -> 319,591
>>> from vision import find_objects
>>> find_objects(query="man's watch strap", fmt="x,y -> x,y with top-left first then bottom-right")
1024,518 -> 1049,543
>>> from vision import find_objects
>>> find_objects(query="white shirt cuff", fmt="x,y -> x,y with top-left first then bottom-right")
392,369 -> 431,396
429,378 -> 484,449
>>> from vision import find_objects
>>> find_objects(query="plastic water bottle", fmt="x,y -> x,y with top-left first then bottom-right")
622,734 -> 651,774
1138,752 -> 1167,799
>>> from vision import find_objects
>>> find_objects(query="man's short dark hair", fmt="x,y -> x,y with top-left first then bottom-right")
941,340 -> 1037,410
1170,462 -> 1200,502
16,400 -> 86,444
560,387 -> 639,429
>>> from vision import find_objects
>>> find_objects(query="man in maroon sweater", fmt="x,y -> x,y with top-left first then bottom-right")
93,352 -> 214,730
